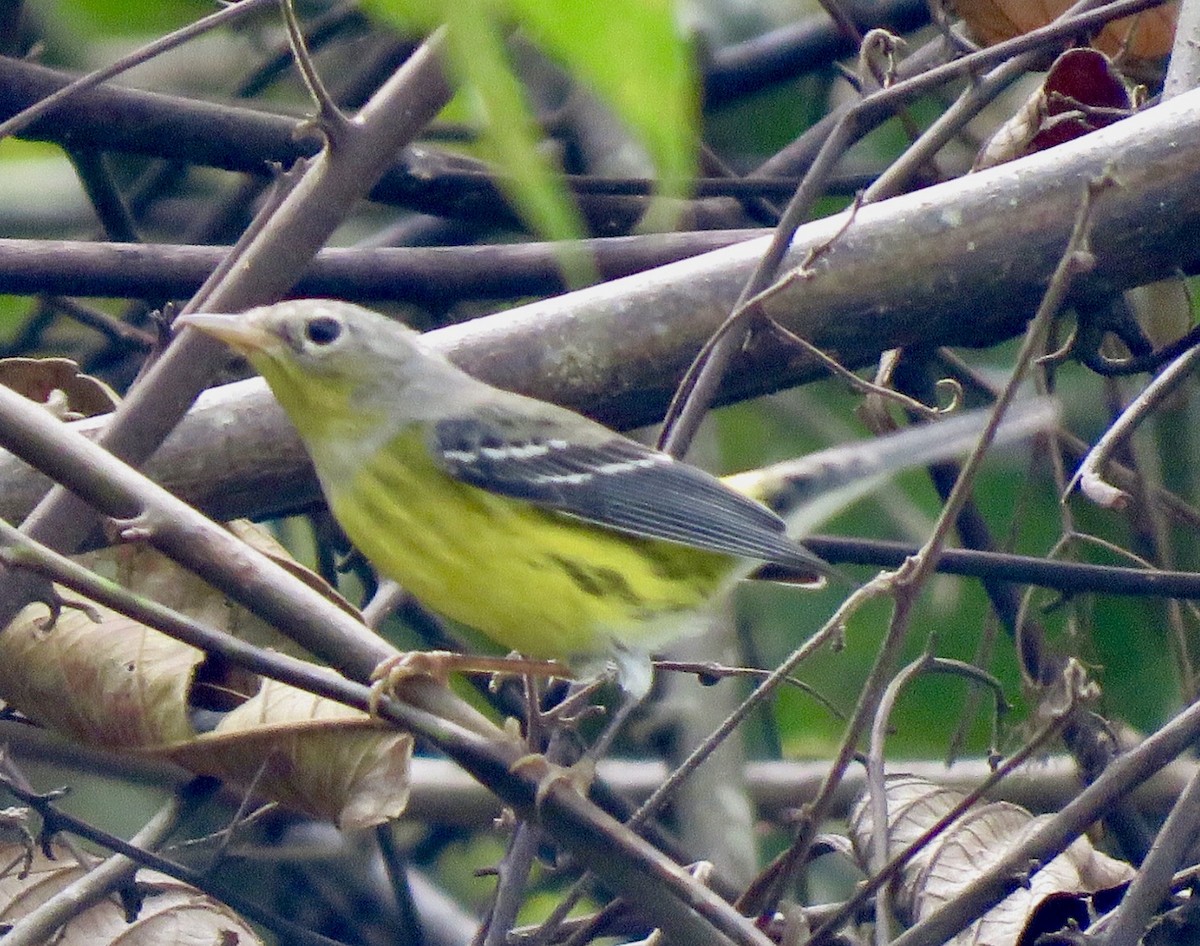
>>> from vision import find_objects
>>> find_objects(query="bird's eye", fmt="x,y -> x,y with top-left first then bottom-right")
305,316 -> 342,346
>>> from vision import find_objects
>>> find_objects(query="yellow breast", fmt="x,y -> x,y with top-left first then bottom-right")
323,427 -> 732,660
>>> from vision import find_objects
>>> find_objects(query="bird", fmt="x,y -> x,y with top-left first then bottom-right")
180,300 -> 1053,697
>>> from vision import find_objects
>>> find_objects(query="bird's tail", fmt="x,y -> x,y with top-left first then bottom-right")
723,396 -> 1060,543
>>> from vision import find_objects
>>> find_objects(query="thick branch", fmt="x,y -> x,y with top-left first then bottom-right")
429,89 -> 1200,422
0,56 -> 305,171
0,373 -> 769,946
0,56 -> 710,233
0,88 -> 1187,515
0,230 -> 762,303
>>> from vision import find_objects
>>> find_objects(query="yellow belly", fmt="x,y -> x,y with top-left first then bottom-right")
323,428 -> 732,660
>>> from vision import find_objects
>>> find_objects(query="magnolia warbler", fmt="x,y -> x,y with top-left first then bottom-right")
181,301 -> 1054,695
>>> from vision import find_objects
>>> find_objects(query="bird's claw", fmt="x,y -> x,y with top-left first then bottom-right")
368,650 -> 457,716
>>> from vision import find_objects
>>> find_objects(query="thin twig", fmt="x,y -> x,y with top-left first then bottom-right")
807,676 -> 1084,946
44,297 -> 155,350
887,679 -> 1200,946
863,0 -> 1118,201
0,792 -> 187,946
1099,758 -> 1200,946
0,0 -> 278,143
904,174 -> 1114,590
1064,342 -> 1200,507
1061,530 -> 1200,624
657,116 -> 859,457
278,0 -> 349,129
763,316 -> 940,419
0,502 -> 762,946
936,347 -> 1200,532
637,577 -> 892,833
747,173 -> 1115,919
653,660 -> 846,719
0,29 -> 455,641
865,653 -> 1008,946
657,0 -> 1169,458
480,820 -> 542,946
0,770 -> 348,946
536,575 -> 894,946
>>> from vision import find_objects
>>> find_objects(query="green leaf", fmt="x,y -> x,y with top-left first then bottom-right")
365,0 -> 592,282
359,0 -> 442,32
57,0 -> 215,34
508,0 -> 697,202
441,1 -> 589,250
362,0 -> 697,255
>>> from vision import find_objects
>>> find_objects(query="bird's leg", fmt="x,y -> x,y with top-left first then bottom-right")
483,653 -> 575,700
367,651 -> 572,717
536,675 -> 609,727
563,645 -> 650,760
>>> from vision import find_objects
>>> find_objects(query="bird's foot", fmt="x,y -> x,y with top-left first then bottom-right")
368,650 -> 460,716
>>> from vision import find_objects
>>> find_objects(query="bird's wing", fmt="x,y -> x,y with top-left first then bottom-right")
430,411 -> 826,572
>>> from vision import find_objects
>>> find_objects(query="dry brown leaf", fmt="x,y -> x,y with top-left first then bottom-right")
164,680 -> 413,830
0,603 -> 201,750
81,521 -> 360,659
954,0 -> 1178,59
0,842 -> 262,945
0,537 -> 411,828
0,357 -> 120,420
850,774 -> 1134,946
1126,278 -> 1194,352
975,48 -> 1133,169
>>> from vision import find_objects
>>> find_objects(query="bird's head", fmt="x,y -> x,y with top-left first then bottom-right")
180,299 -> 437,444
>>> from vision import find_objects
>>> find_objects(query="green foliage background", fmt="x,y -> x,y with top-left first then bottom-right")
3,0 -> 1192,869
6,0 -> 1186,757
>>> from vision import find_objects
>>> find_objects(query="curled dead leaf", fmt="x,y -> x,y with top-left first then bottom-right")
954,0 -> 1178,60
93,528 -> 359,661
0,358 -> 120,420
0,842 -> 262,945
0,531 -> 410,828
850,774 -> 1134,946
71,520 -> 360,708
165,680 -> 413,830
975,49 -> 1134,170
226,518 -> 362,623
0,603 -> 201,750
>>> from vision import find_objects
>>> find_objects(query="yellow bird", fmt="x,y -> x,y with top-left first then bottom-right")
182,300 -> 1051,695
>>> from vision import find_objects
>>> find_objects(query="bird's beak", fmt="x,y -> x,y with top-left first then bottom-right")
177,313 -> 274,356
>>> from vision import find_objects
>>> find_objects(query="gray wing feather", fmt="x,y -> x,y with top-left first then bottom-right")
431,413 -> 826,572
